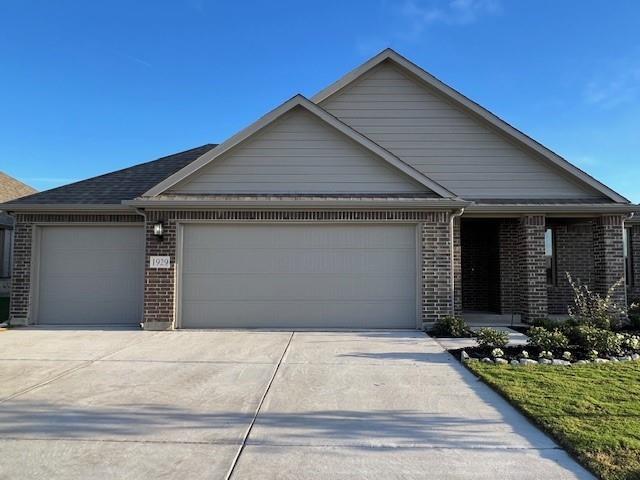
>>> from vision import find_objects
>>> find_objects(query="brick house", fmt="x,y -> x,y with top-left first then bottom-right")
3,49 -> 639,329
0,172 -> 36,295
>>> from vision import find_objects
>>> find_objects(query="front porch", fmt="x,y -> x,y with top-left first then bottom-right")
455,214 -> 627,324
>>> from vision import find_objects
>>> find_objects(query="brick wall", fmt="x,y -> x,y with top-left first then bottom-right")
629,224 -> 640,301
9,213 -> 142,324
547,221 -> 594,315
142,209 -> 456,328
498,220 -> 519,314
519,215 -> 548,322
593,215 -> 626,311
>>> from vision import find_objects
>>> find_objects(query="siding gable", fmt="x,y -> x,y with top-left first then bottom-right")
321,61 -> 605,199
168,106 -> 429,194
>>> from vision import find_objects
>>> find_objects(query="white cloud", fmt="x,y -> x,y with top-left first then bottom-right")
398,0 -> 501,38
584,52 -> 640,109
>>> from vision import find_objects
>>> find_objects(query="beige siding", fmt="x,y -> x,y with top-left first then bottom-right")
321,61 -> 603,199
169,106 -> 426,194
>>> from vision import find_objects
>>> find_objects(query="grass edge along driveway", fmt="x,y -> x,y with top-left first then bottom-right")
466,361 -> 640,480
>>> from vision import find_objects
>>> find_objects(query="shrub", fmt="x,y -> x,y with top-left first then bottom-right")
566,273 -> 625,330
527,326 -> 569,351
568,325 -> 623,355
491,348 -> 504,358
429,316 -> 471,337
531,317 -> 564,330
476,328 -> 509,349
628,301 -> 640,330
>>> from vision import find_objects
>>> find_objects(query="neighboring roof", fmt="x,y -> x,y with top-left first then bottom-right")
142,95 -> 457,199
5,145 -> 217,206
0,172 -> 36,203
312,48 -> 630,204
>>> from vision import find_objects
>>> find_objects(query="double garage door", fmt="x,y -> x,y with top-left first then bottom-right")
34,224 -> 417,328
179,224 -> 417,329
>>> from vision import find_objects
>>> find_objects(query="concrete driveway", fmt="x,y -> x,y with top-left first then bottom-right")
0,329 -> 593,479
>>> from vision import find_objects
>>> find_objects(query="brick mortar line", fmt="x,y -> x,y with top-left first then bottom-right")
225,331 -> 295,480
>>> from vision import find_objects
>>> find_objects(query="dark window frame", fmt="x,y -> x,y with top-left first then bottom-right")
624,226 -> 634,287
545,227 -> 557,286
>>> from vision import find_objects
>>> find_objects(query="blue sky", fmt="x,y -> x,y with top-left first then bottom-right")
1,0 -> 639,201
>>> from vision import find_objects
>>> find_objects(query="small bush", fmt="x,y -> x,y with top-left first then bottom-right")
628,300 -> 640,330
568,325 -> 623,355
531,317 -> 564,330
429,316 -> 471,337
566,273 -> 625,330
476,328 -> 509,349
527,326 -> 569,351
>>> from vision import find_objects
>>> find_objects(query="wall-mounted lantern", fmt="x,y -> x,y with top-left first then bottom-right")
153,221 -> 164,241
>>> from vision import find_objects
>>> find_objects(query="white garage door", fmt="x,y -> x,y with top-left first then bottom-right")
36,226 -> 144,325
180,224 -> 417,329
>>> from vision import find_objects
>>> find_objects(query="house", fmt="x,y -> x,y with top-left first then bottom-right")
3,49 -> 639,329
0,172 -> 36,296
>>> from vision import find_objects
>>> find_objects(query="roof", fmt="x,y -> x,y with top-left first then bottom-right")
0,172 -> 36,203
5,144 -> 217,206
142,95 -> 456,199
312,48 -> 630,204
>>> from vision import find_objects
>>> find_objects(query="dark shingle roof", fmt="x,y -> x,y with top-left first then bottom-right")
5,144 -> 217,205
467,198 -> 615,205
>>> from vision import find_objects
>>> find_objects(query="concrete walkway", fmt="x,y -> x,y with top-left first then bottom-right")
0,328 -> 593,479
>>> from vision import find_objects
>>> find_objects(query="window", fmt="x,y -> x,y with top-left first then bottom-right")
545,227 -> 556,286
624,227 -> 634,287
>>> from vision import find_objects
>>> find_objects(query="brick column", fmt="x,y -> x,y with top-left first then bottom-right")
143,212 -> 177,330
421,212 -> 453,324
8,220 -> 32,324
631,224 -> 640,300
498,219 -> 519,314
452,216 -> 462,316
593,215 -> 626,309
519,215 -> 547,322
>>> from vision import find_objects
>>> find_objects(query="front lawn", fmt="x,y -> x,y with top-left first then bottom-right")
0,296 -> 8,322
467,361 -> 640,480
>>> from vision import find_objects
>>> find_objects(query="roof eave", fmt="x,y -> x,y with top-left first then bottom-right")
465,203 -> 639,216
124,198 -> 471,210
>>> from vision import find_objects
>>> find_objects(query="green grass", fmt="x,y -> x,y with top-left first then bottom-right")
467,361 -> 640,480
0,296 -> 8,322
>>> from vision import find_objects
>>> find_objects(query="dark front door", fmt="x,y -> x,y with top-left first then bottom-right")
461,220 -> 501,312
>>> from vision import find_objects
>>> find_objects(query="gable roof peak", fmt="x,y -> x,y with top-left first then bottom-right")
143,93 -> 455,198
312,49 -> 629,203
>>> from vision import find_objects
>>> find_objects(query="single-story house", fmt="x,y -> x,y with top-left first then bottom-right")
0,172 -> 36,295
3,49 -> 639,329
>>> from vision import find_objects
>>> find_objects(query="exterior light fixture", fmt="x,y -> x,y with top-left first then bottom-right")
153,221 -> 164,240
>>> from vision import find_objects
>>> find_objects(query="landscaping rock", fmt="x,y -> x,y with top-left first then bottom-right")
552,359 -> 570,366
494,358 -> 508,364
460,350 -> 470,362
632,353 -> 640,361
594,358 -> 609,363
520,358 -> 538,366
575,360 -> 589,365
619,356 -> 632,362
538,358 -> 552,365
510,360 -> 520,366
0,322 -> 7,328
608,357 -> 619,362
481,357 -> 493,364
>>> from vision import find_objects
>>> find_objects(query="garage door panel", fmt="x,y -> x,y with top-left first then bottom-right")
181,224 -> 417,329
183,300 -> 416,329
182,249 -> 414,275
183,273 -> 414,301
37,226 -> 144,325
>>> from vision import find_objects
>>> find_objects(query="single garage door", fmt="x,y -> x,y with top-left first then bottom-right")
180,224 -> 417,329
36,225 -> 144,325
